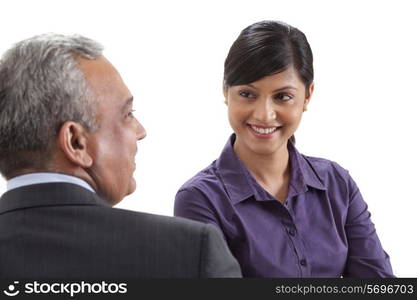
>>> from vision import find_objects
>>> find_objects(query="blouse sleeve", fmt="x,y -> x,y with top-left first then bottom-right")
174,187 -> 224,237
342,175 -> 395,277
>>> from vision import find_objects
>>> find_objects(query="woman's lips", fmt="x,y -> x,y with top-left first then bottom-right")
247,124 -> 281,138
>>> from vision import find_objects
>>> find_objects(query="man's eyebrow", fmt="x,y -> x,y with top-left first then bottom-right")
121,96 -> 134,110
246,83 -> 298,92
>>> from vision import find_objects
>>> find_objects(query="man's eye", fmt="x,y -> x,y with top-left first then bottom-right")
127,110 -> 136,117
239,90 -> 255,98
274,93 -> 293,101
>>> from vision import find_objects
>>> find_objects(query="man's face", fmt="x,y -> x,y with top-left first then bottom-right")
79,56 -> 146,205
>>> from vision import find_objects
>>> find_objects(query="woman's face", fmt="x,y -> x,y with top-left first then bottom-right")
225,66 -> 313,156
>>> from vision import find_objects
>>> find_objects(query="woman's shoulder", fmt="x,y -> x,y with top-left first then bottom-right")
175,160 -> 233,213
302,153 -> 346,170
178,160 -> 222,194
297,153 -> 361,205
300,153 -> 353,184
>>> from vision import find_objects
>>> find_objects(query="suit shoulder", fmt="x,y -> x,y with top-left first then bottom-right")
98,206 -> 208,233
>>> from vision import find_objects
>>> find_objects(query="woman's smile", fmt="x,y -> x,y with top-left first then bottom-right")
247,124 -> 282,139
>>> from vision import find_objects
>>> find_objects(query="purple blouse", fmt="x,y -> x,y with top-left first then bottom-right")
174,134 -> 394,277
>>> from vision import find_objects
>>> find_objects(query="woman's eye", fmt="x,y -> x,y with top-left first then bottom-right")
239,90 -> 255,98
274,93 -> 293,101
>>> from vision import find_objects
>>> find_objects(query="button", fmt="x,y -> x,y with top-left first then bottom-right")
300,259 -> 307,266
288,228 -> 296,236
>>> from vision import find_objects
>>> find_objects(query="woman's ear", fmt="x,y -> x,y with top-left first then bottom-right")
223,87 -> 229,105
57,121 -> 93,168
304,82 -> 314,110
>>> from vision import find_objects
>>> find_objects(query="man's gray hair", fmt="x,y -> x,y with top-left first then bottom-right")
0,33 -> 103,178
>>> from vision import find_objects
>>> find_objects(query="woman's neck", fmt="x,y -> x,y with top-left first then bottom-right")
233,138 -> 290,191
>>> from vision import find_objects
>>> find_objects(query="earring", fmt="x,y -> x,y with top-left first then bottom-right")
303,106 -> 308,112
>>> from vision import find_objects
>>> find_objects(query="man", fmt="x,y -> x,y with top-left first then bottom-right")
0,34 -> 241,277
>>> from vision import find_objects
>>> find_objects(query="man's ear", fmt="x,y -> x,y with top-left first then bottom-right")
57,121 -> 93,168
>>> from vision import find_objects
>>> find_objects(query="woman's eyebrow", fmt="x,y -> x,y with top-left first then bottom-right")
272,85 -> 298,92
246,83 -> 298,92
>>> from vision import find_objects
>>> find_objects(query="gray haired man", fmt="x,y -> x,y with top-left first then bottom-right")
0,34 -> 241,277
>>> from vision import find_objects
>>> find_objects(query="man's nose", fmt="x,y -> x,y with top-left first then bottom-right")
136,120 -> 146,140
253,98 -> 276,122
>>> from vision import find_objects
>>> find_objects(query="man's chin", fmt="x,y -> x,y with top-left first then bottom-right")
105,178 -> 136,206
127,177 -> 136,195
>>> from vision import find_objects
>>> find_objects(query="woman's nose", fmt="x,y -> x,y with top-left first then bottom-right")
252,98 -> 276,122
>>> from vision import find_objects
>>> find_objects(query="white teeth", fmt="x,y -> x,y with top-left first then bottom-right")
251,125 -> 277,134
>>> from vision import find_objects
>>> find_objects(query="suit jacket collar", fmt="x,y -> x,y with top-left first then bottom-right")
0,182 -> 108,215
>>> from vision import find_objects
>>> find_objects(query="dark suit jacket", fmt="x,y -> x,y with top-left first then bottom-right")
0,182 -> 241,277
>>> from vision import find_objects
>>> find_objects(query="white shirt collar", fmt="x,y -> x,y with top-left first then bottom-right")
7,172 -> 95,193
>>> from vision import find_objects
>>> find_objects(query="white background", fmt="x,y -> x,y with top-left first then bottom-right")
1,0 -> 416,277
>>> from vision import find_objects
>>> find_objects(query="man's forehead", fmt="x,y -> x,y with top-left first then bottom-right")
77,56 -> 131,101
77,56 -> 115,83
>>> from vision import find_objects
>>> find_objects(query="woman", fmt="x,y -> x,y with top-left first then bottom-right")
174,20 -> 394,277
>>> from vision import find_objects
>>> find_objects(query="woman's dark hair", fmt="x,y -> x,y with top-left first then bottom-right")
224,20 -> 313,92
223,20 -> 314,144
